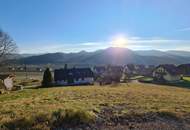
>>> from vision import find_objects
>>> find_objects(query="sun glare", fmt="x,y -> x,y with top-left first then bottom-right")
111,34 -> 128,48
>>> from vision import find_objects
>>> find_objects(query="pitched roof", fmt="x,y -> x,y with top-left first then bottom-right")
156,64 -> 181,75
93,66 -> 106,72
178,64 -> 190,68
54,68 -> 94,81
107,66 -> 123,72
126,64 -> 136,71
177,64 -> 190,75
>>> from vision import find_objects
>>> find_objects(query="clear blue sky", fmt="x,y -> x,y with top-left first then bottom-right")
0,0 -> 190,53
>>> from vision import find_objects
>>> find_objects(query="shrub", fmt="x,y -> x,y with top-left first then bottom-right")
0,124 -> 8,130
42,68 -> 53,87
4,118 -> 33,130
33,113 -> 50,124
4,114 -> 51,130
158,111 -> 178,120
51,109 -> 95,127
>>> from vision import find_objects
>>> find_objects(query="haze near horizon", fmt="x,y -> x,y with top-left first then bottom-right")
1,0 -> 190,53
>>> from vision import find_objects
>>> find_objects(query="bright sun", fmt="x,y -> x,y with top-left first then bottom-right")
111,34 -> 128,48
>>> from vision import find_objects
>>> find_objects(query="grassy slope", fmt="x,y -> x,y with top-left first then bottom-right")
1,82 -> 190,125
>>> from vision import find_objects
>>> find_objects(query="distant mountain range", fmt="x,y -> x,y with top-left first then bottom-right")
15,47 -> 190,65
135,50 -> 190,57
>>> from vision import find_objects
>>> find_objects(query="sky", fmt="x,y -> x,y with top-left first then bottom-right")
0,0 -> 190,53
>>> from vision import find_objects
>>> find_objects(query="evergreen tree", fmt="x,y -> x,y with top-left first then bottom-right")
42,68 -> 53,87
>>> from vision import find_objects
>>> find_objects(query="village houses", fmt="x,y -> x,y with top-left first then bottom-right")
152,64 -> 182,83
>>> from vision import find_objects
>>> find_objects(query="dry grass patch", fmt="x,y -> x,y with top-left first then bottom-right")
0,82 -> 190,129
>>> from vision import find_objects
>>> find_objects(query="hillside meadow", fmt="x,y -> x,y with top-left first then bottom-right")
0,82 -> 190,129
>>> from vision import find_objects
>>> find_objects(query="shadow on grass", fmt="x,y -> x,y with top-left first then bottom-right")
139,77 -> 190,89
2,110 -> 187,130
24,85 -> 42,89
25,83 -> 94,90
2,109 -> 95,130
169,80 -> 190,88
153,80 -> 190,89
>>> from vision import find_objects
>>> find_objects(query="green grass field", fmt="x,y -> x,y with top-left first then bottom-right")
0,82 -> 190,129
184,76 -> 190,81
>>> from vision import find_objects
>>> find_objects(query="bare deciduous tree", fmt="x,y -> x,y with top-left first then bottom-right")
0,29 -> 17,61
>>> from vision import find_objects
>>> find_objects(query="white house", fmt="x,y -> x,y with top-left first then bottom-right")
54,68 -> 94,85
153,64 -> 182,83
0,74 -> 14,90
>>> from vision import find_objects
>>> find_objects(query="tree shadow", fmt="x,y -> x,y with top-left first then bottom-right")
165,79 -> 190,89
147,79 -> 190,90
24,85 -> 42,89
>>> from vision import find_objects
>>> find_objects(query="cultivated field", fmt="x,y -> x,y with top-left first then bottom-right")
13,72 -> 43,87
0,82 -> 190,130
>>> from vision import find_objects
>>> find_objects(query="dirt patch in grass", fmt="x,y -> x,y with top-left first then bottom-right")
94,106 -> 190,130
1,107 -> 190,130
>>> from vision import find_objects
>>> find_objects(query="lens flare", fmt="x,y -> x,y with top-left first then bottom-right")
111,34 -> 128,48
